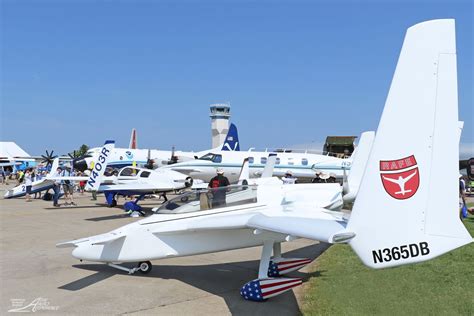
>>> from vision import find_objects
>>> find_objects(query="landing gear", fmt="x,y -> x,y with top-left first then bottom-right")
110,199 -> 117,207
240,240 -> 305,302
138,261 -> 152,274
107,261 -> 153,274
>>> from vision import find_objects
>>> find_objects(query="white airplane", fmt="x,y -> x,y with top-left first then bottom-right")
84,141 -> 202,212
46,141 -> 202,211
4,158 -> 61,199
57,20 -> 473,302
382,170 -> 418,196
163,146 -> 352,183
73,124 -> 241,171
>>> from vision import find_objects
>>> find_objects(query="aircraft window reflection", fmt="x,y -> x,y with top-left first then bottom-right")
249,157 -> 254,164
261,157 -> 267,164
275,158 -> 281,165
199,153 -> 214,161
157,185 -> 258,214
288,158 -> 294,166
199,153 -> 222,163
302,158 -> 308,166
140,171 -> 151,178
119,167 -> 140,177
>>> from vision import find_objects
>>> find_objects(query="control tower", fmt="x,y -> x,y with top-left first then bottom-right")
210,103 -> 231,148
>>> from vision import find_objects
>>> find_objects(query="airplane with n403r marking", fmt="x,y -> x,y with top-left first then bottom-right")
73,123 -> 242,171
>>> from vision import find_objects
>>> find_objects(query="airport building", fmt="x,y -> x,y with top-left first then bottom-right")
209,103 -> 230,148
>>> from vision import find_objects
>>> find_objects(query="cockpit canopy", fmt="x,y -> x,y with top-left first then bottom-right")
118,167 -> 151,178
198,153 -> 222,163
157,184 -> 258,214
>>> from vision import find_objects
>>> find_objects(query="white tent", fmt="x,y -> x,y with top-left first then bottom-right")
0,142 -> 30,158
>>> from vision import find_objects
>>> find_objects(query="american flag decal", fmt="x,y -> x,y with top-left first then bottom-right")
240,277 -> 302,302
268,258 -> 312,277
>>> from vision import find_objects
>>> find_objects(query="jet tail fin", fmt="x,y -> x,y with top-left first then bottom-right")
346,19 -> 472,269
85,140 -> 115,191
129,128 -> 137,149
221,123 -> 240,151
343,131 -> 375,203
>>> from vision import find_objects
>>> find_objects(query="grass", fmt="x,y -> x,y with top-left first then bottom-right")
301,206 -> 474,315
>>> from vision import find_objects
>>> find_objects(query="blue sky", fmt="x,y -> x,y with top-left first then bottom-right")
1,0 -> 472,157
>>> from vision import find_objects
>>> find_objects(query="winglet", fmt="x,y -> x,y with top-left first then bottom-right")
238,158 -> 250,184
48,157 -> 60,177
343,131 -> 375,203
261,154 -> 277,178
85,140 -> 115,191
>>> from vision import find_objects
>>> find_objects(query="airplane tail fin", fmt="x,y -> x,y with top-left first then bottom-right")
261,154 -> 277,178
343,131 -> 375,203
346,19 -> 472,269
129,128 -> 137,149
49,158 -> 60,176
238,158 -> 250,184
221,123 -> 240,151
85,140 -> 115,191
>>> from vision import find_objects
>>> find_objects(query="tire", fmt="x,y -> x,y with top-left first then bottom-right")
138,261 -> 152,274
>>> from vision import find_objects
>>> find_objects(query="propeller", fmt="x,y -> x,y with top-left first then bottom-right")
145,149 -> 154,169
169,146 -> 178,164
40,150 -> 58,167
68,150 -> 83,160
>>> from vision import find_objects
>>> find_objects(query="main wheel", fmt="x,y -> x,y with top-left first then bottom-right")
138,261 -> 152,274
110,199 -> 117,207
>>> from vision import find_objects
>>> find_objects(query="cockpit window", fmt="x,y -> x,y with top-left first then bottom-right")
119,167 -> 141,177
157,185 -> 258,214
140,171 -> 151,178
199,153 -> 222,163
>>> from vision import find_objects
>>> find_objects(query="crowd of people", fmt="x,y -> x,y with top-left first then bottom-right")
0,165 -> 90,207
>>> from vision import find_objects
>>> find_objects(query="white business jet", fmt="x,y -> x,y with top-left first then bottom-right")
58,20 -> 472,302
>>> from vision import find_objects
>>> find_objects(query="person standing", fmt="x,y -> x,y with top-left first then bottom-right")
24,169 -> 33,202
52,166 -> 62,207
312,170 -> 323,183
61,167 -> 76,206
282,170 -> 297,184
208,168 -> 230,208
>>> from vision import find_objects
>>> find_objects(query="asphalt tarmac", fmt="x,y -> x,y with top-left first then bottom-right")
0,184 -> 328,315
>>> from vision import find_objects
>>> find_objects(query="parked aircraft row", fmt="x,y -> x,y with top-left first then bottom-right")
56,19 -> 473,301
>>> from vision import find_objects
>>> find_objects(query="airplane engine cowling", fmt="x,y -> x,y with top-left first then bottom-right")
185,177 -> 193,188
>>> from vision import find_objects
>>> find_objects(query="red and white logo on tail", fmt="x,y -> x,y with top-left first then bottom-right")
380,155 -> 419,200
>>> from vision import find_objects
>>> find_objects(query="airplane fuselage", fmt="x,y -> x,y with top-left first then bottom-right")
165,150 -> 350,183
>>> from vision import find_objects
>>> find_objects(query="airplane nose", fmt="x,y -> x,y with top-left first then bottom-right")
73,158 -> 88,172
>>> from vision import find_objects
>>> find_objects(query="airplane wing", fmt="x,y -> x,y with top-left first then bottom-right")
151,205 -> 347,243
403,170 -> 417,182
99,183 -> 176,192
247,210 -> 347,243
170,168 -> 203,174
381,175 -> 399,184
46,176 -> 90,181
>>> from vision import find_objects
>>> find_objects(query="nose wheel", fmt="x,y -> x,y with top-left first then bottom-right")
138,261 -> 152,274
